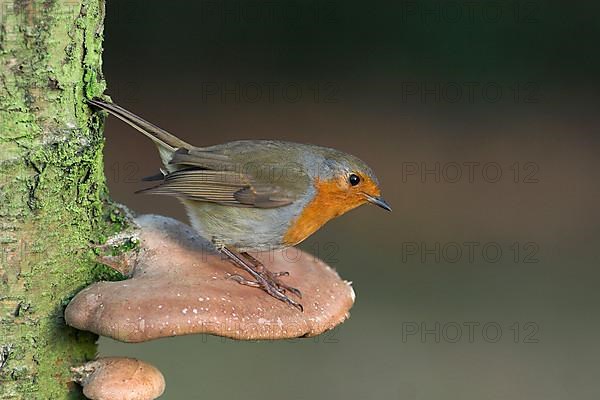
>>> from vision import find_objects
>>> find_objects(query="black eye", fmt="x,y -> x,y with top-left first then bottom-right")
348,174 -> 361,186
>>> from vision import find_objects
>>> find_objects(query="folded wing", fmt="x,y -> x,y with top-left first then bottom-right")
139,152 -> 301,208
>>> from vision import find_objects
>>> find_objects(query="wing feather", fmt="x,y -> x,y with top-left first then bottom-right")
137,169 -> 296,208
169,148 -> 234,170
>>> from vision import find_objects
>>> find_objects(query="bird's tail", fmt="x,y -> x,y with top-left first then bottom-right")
87,99 -> 192,154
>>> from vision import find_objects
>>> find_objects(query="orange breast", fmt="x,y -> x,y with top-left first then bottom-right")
283,177 -> 372,246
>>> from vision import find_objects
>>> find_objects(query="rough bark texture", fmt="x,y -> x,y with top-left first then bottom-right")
0,0 -> 119,398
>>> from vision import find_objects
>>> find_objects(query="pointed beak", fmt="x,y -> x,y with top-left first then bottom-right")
364,194 -> 392,212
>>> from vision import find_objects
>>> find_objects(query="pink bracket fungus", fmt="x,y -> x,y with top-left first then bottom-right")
65,215 -> 355,342
71,357 -> 165,400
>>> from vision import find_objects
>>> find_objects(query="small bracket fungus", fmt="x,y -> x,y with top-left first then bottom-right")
72,357 -> 165,400
65,215 -> 355,342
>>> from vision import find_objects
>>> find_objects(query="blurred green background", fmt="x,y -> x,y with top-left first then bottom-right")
99,1 -> 600,399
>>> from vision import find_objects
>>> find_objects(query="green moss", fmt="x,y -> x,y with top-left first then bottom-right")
90,262 -> 126,282
105,204 -> 131,236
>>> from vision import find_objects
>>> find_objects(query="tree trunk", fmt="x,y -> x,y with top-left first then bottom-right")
0,0 -> 117,397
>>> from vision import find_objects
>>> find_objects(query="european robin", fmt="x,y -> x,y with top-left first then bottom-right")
89,99 -> 391,311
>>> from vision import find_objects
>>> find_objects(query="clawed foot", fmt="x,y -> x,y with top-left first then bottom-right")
227,272 -> 303,312
241,252 -> 303,300
221,249 -> 304,312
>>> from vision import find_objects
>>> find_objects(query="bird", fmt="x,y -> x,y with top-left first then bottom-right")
88,98 -> 391,311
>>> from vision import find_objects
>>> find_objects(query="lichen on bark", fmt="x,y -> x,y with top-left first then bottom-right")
0,0 -> 120,398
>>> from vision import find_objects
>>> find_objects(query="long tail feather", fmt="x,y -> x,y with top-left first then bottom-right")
87,99 -> 191,151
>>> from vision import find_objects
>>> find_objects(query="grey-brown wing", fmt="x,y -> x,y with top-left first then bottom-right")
137,169 -> 297,208
169,148 -> 236,170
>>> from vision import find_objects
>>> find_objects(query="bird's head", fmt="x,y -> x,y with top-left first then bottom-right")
283,148 -> 390,246
315,150 -> 391,214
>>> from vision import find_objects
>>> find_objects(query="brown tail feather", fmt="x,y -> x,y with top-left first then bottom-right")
87,99 -> 192,151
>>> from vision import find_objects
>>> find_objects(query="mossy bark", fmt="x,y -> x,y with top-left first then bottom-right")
0,0 -> 118,398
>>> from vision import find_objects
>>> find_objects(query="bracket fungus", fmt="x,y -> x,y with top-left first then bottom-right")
72,357 -> 165,400
65,215 -> 355,342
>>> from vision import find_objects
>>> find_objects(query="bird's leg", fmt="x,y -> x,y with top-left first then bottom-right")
241,252 -> 302,299
225,273 -> 261,288
219,246 -> 303,312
